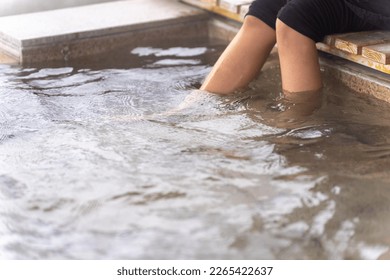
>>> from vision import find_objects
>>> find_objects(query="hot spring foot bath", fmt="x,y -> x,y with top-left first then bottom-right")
1,39 -> 390,259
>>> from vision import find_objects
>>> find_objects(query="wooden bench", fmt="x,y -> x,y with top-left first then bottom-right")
182,0 -> 390,75
318,31 -> 390,74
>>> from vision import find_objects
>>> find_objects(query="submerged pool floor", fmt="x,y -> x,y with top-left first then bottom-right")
1,40 -> 390,259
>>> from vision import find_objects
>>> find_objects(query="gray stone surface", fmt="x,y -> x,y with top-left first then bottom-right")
320,54 -> 390,103
0,0 -> 208,63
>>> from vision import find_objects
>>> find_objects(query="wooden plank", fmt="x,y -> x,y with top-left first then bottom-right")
181,0 -> 215,9
362,43 -> 390,64
200,0 -> 218,4
219,0 -> 252,14
317,42 -> 390,74
212,5 -> 242,21
322,34 -> 337,47
334,31 -> 390,55
181,0 -> 243,22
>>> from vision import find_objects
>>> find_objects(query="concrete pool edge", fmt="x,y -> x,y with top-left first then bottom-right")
0,0 -> 209,64
319,54 -> 390,103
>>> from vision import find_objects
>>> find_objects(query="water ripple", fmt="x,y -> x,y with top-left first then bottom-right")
1,45 -> 390,260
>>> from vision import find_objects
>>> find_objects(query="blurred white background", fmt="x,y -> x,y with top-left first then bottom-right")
0,0 -> 120,16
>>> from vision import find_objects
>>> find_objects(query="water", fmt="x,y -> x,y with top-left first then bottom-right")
1,40 -> 390,260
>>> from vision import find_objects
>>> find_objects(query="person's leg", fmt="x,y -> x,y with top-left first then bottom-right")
275,0 -> 377,96
200,16 -> 276,95
276,19 -> 322,94
201,0 -> 287,95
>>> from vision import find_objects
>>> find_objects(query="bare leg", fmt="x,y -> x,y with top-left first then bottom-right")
276,19 -> 322,96
201,16 -> 276,95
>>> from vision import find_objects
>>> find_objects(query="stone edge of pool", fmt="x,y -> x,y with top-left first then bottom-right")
0,0 -> 389,103
0,0 -> 209,64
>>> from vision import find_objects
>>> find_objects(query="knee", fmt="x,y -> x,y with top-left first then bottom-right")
275,18 -> 315,48
243,15 -> 269,31
275,19 -> 297,46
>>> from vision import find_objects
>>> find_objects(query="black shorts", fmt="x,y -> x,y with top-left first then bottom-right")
246,0 -> 377,42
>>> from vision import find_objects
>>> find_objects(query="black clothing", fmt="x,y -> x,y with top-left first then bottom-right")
247,0 -> 389,42
345,0 -> 390,29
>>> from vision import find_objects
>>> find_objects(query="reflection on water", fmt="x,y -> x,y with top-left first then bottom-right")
0,42 -> 390,260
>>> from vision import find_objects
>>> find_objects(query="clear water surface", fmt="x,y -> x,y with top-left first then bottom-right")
1,39 -> 390,259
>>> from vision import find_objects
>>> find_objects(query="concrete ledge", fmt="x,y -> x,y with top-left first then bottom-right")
320,53 -> 390,103
0,0 -> 209,63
